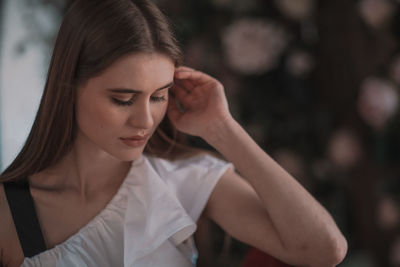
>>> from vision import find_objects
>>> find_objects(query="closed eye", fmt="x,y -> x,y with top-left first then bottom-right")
111,94 -> 167,106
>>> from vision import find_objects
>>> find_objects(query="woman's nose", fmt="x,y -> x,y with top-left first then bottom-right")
128,100 -> 154,130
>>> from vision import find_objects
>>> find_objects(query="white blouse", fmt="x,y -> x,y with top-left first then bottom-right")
21,154 -> 233,267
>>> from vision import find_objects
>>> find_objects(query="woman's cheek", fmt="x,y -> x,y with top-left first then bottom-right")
99,106 -> 125,125
153,101 -> 169,125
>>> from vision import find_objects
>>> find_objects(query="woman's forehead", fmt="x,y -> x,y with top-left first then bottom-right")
87,53 -> 175,91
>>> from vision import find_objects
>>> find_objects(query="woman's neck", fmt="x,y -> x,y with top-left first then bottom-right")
28,136 -> 132,202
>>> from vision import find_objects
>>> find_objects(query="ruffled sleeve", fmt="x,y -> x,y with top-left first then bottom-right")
123,154 -> 233,267
147,153 -> 234,222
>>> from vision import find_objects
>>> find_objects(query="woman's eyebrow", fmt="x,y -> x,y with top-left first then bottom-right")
107,81 -> 174,94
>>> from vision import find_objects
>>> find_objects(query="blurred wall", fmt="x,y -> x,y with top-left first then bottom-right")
0,0 -> 60,170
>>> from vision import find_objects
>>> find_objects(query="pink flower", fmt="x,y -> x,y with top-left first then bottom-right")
328,129 -> 362,169
359,0 -> 395,29
357,77 -> 399,131
377,196 -> 400,230
222,18 -> 289,75
286,49 -> 314,78
274,0 -> 315,21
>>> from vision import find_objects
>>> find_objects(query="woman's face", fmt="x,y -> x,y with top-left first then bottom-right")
75,52 -> 175,161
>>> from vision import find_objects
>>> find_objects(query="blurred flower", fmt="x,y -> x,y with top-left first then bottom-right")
222,18 -> 289,75
286,49 -> 314,78
359,0 -> 395,29
274,149 -> 305,179
274,0 -> 315,21
389,54 -> 400,85
390,236 -> 400,266
328,129 -> 362,169
377,196 -> 400,230
357,77 -> 399,130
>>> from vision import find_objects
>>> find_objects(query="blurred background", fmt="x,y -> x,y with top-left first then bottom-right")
1,0 -> 400,266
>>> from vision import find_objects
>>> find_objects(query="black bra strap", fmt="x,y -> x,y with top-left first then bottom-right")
4,181 -> 47,257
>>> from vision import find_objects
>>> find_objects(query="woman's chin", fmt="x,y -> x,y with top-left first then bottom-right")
108,148 -> 145,162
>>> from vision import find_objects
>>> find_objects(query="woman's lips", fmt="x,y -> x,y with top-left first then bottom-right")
123,134 -> 149,140
120,134 -> 149,147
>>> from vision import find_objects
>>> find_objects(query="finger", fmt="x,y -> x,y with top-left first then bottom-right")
170,83 -> 191,103
176,66 -> 196,72
175,66 -> 206,89
174,69 -> 213,86
175,68 -> 196,89
174,78 -> 194,93
167,96 -> 182,122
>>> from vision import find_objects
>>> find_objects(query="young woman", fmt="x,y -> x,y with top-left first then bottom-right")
0,0 -> 347,266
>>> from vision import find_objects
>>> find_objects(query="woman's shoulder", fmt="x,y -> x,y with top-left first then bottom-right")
0,183 -> 25,267
144,151 -> 233,193
142,152 -> 233,222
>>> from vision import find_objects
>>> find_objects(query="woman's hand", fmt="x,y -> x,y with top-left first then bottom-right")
167,66 -> 232,138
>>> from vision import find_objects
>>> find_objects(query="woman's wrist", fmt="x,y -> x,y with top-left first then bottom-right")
202,114 -> 240,151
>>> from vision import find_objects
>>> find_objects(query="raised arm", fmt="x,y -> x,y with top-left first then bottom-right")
168,66 -> 348,267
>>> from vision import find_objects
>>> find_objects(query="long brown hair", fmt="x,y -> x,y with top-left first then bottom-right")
0,0 -> 195,183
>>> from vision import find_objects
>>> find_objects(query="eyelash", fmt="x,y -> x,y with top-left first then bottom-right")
111,95 -> 166,106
